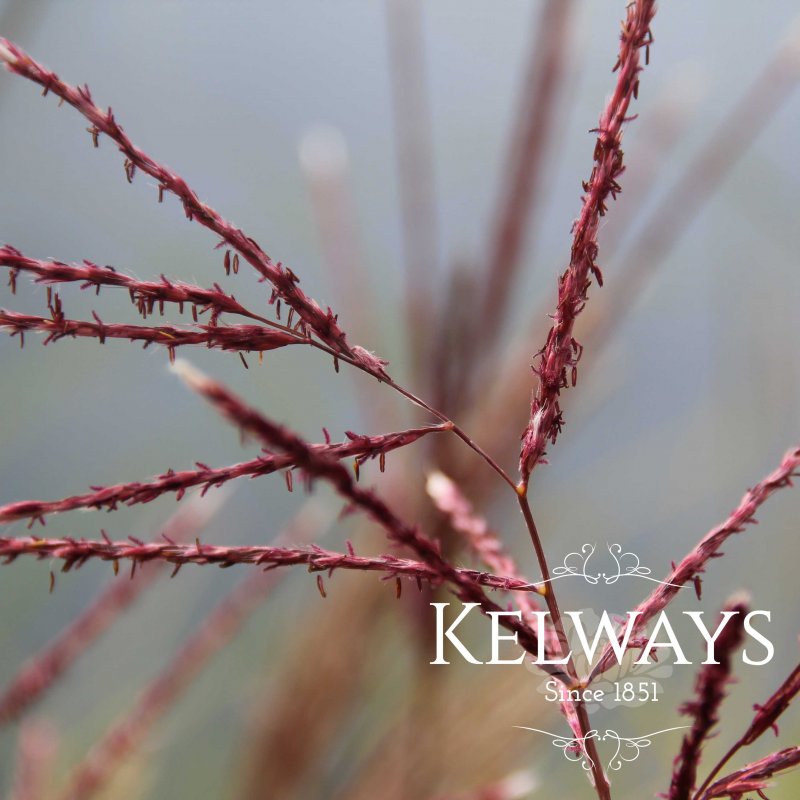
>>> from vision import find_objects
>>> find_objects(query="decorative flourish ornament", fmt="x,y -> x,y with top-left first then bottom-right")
543,543 -> 686,588
516,726 -> 688,775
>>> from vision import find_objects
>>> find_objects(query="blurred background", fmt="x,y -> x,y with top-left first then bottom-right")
0,0 -> 799,797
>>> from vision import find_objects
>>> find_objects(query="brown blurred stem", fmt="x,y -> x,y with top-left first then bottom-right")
386,0 -> 439,388
480,0 -> 573,350
517,491 -> 608,799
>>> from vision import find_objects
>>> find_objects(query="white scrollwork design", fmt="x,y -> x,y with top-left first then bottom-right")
514,727 -> 597,772
605,544 -> 685,587
516,726 -> 687,774
605,544 -> 649,584
540,543 -> 685,588
549,543 -> 599,584
602,727 -> 686,772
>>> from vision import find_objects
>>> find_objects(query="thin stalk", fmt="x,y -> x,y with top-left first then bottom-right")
517,491 -> 610,800
382,376 -> 517,491
386,0 -> 439,388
